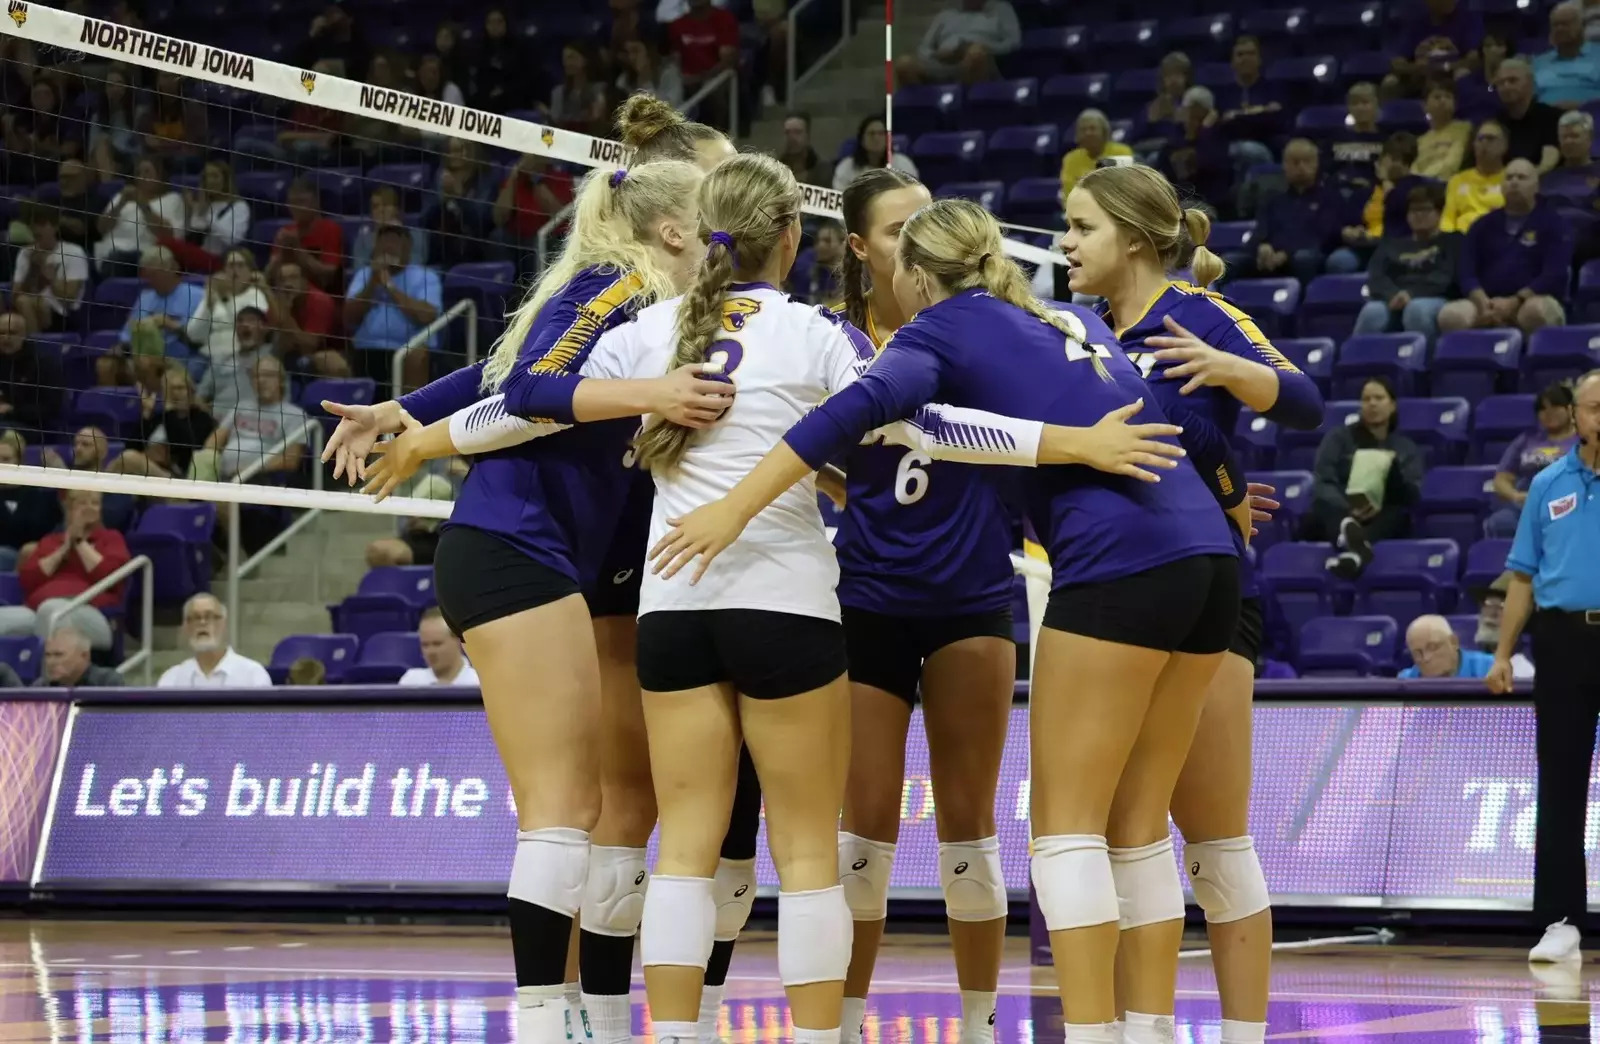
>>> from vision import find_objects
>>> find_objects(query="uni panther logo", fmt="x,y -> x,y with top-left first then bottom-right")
299,71 -> 316,94
720,296 -> 761,332
541,127 -> 555,148
7,2 -> 26,28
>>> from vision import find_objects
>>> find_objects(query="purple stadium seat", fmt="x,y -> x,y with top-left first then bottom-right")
1260,542 -> 1338,656
1223,279 -> 1300,338
62,333 -> 117,392
1416,465 -> 1498,549
1092,20 -> 1163,67
1574,259 -> 1600,322
937,181 -> 1006,213
358,565 -> 437,610
1279,399 -> 1362,471
910,131 -> 987,190
368,164 -> 431,211
1340,50 -> 1395,81
1297,615 -> 1399,676
1380,98 -> 1428,134
1195,61 -> 1237,89
1208,220 -> 1257,254
0,637 -> 42,684
894,84 -> 964,139
71,387 -> 142,437
1461,537 -> 1514,595
86,277 -> 143,333
1397,396 -> 1471,465
301,378 -> 377,435
1299,275 -> 1370,341
1010,27 -> 1089,80
1355,538 -> 1461,629
1165,14 -> 1236,62
1113,68 -> 1161,103
345,630 -> 426,684
1294,105 -> 1350,140
125,520 -> 211,606
1275,336 -> 1336,392
0,573 -> 20,606
1042,73 -> 1112,112
249,218 -> 291,266
1005,178 -> 1063,227
1312,3 -> 1385,53
965,78 -> 1039,132
235,169 -> 290,216
308,166 -> 363,215
1239,7 -> 1311,43
1246,469 -> 1313,548
1265,55 -> 1340,106
1431,328 -> 1522,401
1524,325 -> 1600,389
987,125 -> 1061,183
1332,332 -> 1428,397
1470,393 -> 1536,465
269,634 -> 360,684
1444,614 -> 1480,651
328,596 -> 417,644
1233,410 -> 1280,469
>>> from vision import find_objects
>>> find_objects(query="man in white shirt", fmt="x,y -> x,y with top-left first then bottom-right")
398,607 -> 479,687
157,593 -> 273,688
12,207 -> 89,335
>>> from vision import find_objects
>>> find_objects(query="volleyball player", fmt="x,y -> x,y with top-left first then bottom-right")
832,168 -> 1013,1044
1060,164 -> 1324,1044
650,198 -> 1241,1044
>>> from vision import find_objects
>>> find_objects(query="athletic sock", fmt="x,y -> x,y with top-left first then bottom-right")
960,990 -> 998,1044
696,983 -> 725,1043
1219,1020 -> 1266,1044
793,1028 -> 841,1044
654,1019 -> 699,1044
840,997 -> 867,1044
516,984 -> 569,1044
1123,1012 -> 1175,1044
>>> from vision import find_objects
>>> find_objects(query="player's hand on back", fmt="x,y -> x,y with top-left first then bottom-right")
649,497 -> 752,585
650,362 -> 736,428
1036,398 -> 1187,482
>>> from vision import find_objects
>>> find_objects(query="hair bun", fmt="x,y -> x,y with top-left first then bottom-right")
616,93 -> 687,150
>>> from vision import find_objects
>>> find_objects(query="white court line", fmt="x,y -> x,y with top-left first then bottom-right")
0,963 -> 1555,1005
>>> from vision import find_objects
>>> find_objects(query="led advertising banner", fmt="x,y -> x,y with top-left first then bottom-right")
0,701 -> 69,883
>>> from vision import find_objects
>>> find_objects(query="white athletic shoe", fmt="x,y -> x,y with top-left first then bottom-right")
1529,918 -> 1583,963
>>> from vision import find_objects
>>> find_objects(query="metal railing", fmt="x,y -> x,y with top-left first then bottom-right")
787,0 -> 855,106
50,554 -> 154,685
683,67 -> 740,142
224,420 -> 326,630
390,298 -> 480,395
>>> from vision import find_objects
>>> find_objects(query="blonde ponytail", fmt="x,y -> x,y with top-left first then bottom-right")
1182,207 -> 1226,287
480,159 -> 703,393
1075,164 -> 1225,282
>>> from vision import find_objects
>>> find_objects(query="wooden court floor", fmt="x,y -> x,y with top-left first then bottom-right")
0,920 -> 1591,1042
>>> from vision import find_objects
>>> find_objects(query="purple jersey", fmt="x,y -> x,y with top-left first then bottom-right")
832,309 -> 1019,617
1109,282 -> 1324,599
786,291 -> 1236,591
407,266 -> 649,586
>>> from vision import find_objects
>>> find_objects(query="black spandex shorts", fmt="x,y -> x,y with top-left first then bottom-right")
841,605 -> 1014,706
433,525 -> 582,637
585,481 -> 651,618
1042,554 -> 1240,655
636,609 -> 849,700
1228,596 -> 1265,664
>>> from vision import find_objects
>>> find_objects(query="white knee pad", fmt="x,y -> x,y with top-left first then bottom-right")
639,876 -> 716,969
508,827 -> 590,917
1108,839 -> 1186,930
939,836 -> 1007,923
713,857 -> 757,942
777,886 -> 852,987
839,832 -> 896,921
1031,834 -> 1120,932
1184,836 -> 1270,924
581,846 -> 649,937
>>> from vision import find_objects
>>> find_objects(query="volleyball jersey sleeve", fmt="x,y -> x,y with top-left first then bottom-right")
1181,293 -> 1323,429
789,324 -> 948,470
498,272 -> 647,423
399,360 -> 487,425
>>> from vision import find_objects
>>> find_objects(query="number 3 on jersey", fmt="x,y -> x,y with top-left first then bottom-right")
895,450 -> 932,505
705,338 -> 744,383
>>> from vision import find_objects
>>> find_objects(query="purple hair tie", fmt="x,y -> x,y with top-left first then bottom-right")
609,169 -> 627,188
708,230 -> 739,265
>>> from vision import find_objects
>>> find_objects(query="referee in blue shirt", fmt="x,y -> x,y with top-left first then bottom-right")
1487,369 -> 1600,963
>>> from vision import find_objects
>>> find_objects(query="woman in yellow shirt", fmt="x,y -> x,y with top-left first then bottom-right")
1414,81 -> 1472,180
1442,119 -> 1507,231
1059,108 -> 1133,200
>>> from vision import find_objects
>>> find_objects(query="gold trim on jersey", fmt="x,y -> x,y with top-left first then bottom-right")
1113,279 -> 1304,375
529,271 -> 645,376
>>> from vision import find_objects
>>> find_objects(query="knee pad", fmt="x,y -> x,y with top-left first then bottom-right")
1184,836 -> 1270,924
508,827 -> 590,917
581,846 -> 649,937
777,886 -> 852,987
712,857 -> 757,942
1108,839 -> 1185,930
838,832 -> 896,921
939,837 -> 1007,923
640,876 -> 716,969
1030,834 -> 1119,932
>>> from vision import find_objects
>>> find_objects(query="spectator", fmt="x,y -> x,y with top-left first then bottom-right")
50,159 -> 96,253
160,159 -> 251,274
399,607 -> 480,687
1145,51 -> 1194,127
1059,109 -> 1134,196
1546,110 -> 1600,199
88,68 -> 146,177
1456,25 -> 1514,117
1485,381 -> 1580,537
668,0 -> 739,124
294,0 -> 371,78
1354,182 -> 1461,341
287,657 -> 326,685
415,52 -> 466,111
197,306 -> 270,420
1473,570 -> 1536,678
3,77 -> 73,186
1442,119 -> 1507,231
1438,159 -> 1571,336
263,261 -> 344,377
1338,133 -> 1426,268
366,470 -> 459,567
547,43 -> 610,138
1415,80 -> 1473,179
1156,86 -> 1233,210
1251,139 -> 1357,282
0,431 -> 61,572
1390,0 -> 1483,97
105,245 -> 206,390
199,355 -> 311,483
140,72 -> 206,170
268,58 -> 344,166
344,225 -> 443,395
0,490 -> 130,651
12,206 -> 88,335
1400,614 -> 1496,678
1534,2 -> 1600,109
271,177 -> 344,291
0,660 -> 20,688
351,186 -> 429,275
776,112 -> 827,186
467,8 -> 533,113
1303,376 -> 1425,576
93,154 -> 184,275
422,142 -> 492,271
1327,82 -> 1386,189
345,56 -> 418,166
139,363 -> 217,478
157,593 -> 271,687
617,39 -> 686,110
434,22 -> 469,87
186,247 -> 272,377
1215,35 -> 1284,174
832,116 -> 920,191
606,0 -> 660,71
896,0 -> 1020,86
32,625 -> 123,687
793,219 -> 844,305
1495,58 -> 1561,170
492,154 -> 576,278
0,310 -> 65,437
50,428 -> 140,529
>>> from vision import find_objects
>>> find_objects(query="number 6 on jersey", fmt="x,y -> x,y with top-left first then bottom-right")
895,450 -> 932,505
